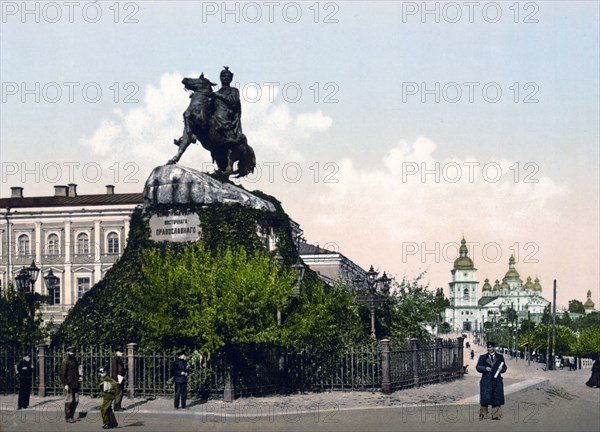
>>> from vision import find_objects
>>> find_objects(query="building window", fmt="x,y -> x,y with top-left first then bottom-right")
18,235 -> 30,256
463,288 -> 469,300
47,234 -> 60,255
48,279 -> 61,305
77,277 -> 91,299
107,232 -> 119,255
77,233 -> 90,255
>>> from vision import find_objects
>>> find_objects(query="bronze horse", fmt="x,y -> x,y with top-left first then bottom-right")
167,74 -> 256,178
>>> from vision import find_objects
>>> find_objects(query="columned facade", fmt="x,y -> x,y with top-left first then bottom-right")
1,185 -> 142,326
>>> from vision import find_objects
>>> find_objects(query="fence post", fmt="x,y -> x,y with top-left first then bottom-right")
380,339 -> 391,394
223,362 -> 235,402
126,343 -> 137,398
435,338 -> 442,383
37,344 -> 48,397
457,336 -> 465,376
411,338 -> 419,387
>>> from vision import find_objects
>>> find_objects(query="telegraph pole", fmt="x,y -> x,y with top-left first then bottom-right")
552,280 -> 557,369
527,310 -> 531,366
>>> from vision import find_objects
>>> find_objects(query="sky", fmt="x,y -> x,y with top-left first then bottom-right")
1,1 -> 598,310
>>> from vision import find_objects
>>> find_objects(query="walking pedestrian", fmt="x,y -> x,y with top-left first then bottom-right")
585,356 -> 600,388
60,346 -> 82,423
15,354 -> 34,409
97,366 -> 119,429
171,350 -> 188,409
111,349 -> 126,411
476,341 -> 507,420
470,349 -> 475,360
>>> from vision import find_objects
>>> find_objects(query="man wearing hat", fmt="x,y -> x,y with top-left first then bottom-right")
171,350 -> 189,409
476,341 -> 507,420
97,366 -> 118,429
60,346 -> 82,423
111,349 -> 126,411
15,353 -> 34,409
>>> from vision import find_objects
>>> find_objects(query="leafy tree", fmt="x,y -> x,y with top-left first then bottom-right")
568,299 -> 586,314
557,311 -> 573,327
438,322 -> 451,334
525,324 -> 577,356
571,312 -> 600,332
139,244 -> 296,352
386,274 -> 439,342
281,280 -> 365,368
573,326 -> 600,356
432,287 -> 450,327
0,284 -> 51,349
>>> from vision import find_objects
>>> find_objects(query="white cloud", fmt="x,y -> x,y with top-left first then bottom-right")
301,136 -> 569,289
80,73 -> 333,177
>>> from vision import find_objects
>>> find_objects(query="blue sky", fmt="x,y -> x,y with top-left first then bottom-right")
1,1 -> 598,308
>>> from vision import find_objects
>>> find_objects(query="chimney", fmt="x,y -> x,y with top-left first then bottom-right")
67,183 -> 77,197
10,187 -> 24,198
106,185 -> 115,195
54,185 -> 69,197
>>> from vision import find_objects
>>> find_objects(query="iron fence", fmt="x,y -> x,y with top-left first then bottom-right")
2,337 -> 466,400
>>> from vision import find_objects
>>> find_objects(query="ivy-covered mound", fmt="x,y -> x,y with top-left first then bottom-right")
53,186 -> 365,360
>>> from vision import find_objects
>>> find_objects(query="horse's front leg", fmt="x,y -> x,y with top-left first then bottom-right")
167,138 -> 191,165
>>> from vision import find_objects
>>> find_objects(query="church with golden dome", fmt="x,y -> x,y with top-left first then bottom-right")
444,238 -> 551,333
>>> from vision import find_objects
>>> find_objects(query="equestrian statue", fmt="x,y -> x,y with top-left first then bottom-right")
167,67 -> 256,178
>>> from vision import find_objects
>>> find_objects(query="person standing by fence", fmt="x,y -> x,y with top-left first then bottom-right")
15,354 -> 34,409
476,341 -> 507,420
60,346 -> 81,423
97,366 -> 119,429
111,349 -> 126,411
171,350 -> 188,409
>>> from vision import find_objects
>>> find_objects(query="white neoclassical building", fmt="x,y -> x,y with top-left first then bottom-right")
444,237 -> 551,333
0,184 -> 143,325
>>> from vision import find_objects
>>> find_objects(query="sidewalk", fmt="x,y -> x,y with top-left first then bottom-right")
4,345 -> 581,421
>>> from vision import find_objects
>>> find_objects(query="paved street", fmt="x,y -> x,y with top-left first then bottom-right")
2,352 -> 599,432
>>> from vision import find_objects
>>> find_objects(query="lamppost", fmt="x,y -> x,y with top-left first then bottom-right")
292,261 -> 305,297
274,251 -> 305,325
354,266 -> 391,339
15,260 -> 50,345
43,269 -> 60,306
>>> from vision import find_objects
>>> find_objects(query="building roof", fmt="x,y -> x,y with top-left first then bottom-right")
481,278 -> 492,291
503,255 -> 521,282
478,296 -> 498,307
0,193 -> 144,209
453,237 -> 475,270
298,241 -> 336,255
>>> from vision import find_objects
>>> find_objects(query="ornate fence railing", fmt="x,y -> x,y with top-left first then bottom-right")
1,337 -> 466,400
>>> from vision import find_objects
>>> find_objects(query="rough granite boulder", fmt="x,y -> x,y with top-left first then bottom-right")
143,165 -> 275,212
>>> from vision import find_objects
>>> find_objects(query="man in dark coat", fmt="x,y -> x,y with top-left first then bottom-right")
476,341 -> 507,420
171,350 -> 188,409
60,346 -> 81,423
15,354 -> 34,409
585,356 -> 600,388
111,349 -> 126,411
